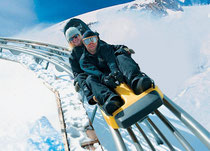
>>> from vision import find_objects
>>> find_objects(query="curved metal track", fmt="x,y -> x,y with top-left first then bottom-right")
1,37 -> 209,151
0,37 -> 72,76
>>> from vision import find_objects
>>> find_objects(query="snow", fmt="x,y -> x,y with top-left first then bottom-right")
0,58 -> 63,150
0,51 -> 93,150
0,2 -> 210,151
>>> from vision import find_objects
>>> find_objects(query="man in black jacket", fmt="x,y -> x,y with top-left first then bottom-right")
66,27 -> 135,106
80,30 -> 153,115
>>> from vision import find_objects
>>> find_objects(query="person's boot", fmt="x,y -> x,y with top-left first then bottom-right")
103,95 -> 124,115
83,85 -> 97,105
87,95 -> 97,105
132,76 -> 152,95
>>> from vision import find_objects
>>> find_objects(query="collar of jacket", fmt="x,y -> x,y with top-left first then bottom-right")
71,45 -> 84,55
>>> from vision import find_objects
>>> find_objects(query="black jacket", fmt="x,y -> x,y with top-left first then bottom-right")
69,41 -> 127,79
69,45 -> 85,78
79,40 -> 119,81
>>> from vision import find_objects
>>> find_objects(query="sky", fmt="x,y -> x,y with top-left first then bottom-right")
0,0 -> 133,37
33,0 -> 134,23
0,0 -> 209,37
0,0 -> 37,36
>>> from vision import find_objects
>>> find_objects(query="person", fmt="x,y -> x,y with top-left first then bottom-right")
65,26 -> 135,105
80,30 -> 153,115
65,27 -> 94,104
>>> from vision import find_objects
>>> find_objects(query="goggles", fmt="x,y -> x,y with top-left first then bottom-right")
83,36 -> 97,45
69,34 -> 80,42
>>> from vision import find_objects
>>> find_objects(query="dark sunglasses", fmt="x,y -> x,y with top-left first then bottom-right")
69,34 -> 80,42
82,36 -> 97,45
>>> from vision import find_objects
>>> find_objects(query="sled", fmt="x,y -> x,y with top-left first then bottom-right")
101,83 -> 164,129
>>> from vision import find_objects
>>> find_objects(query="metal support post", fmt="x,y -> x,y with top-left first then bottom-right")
147,117 -> 175,151
143,118 -> 164,145
135,123 -> 156,151
127,127 -> 144,151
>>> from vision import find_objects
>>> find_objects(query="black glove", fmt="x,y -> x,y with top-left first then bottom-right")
114,47 -> 135,56
103,74 -> 118,88
112,70 -> 124,84
124,47 -> 135,54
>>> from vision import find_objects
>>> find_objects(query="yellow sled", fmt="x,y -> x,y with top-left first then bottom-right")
101,83 -> 164,129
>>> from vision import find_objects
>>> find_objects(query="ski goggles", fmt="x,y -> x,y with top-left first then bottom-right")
69,34 -> 80,42
82,36 -> 97,45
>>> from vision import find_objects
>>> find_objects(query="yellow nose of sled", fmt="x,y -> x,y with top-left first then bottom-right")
101,83 -> 164,129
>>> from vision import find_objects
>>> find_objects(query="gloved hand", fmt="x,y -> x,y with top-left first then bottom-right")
103,74 -> 118,88
112,70 -> 124,84
124,47 -> 135,54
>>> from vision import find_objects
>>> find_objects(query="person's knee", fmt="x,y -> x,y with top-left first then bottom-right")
74,73 -> 87,87
77,73 -> 88,81
86,75 -> 98,85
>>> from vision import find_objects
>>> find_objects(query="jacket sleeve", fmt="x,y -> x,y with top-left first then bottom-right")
69,52 -> 83,78
80,54 -> 105,81
110,44 -> 128,52
101,45 -> 119,73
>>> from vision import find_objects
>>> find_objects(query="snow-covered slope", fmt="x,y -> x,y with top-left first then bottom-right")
0,59 -> 64,150
2,1 -> 209,151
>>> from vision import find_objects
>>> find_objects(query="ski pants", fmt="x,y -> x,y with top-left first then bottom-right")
115,48 -> 142,89
86,75 -> 117,105
86,48 -> 142,104
75,73 -> 93,103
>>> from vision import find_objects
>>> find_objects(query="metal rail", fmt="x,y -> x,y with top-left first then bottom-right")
0,43 -> 70,67
135,123 -> 156,151
0,37 -> 69,52
0,45 -> 72,76
0,42 -> 67,62
147,117 -> 176,151
0,38 -> 70,65
143,118 -> 164,145
155,110 -> 194,151
127,127 -> 144,151
108,125 -> 127,151
163,95 -> 210,149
